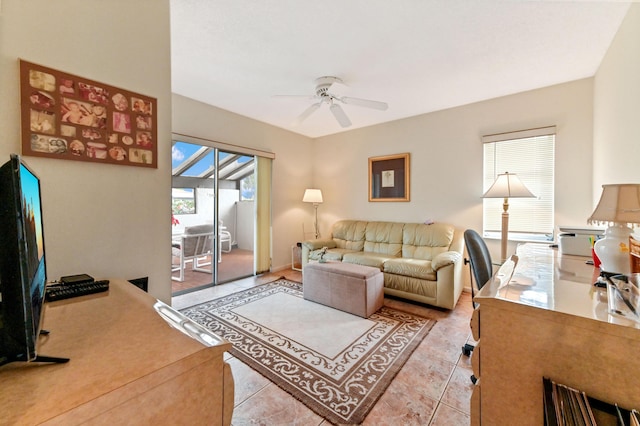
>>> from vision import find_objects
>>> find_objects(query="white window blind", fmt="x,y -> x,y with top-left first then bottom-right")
483,127 -> 555,240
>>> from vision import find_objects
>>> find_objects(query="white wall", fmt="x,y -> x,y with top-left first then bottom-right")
312,79 -> 595,260
219,189 -> 239,245
172,94 -> 314,271
593,4 -> 640,198
4,1 -> 628,301
0,0 -> 173,302
173,79 -> 595,267
237,201 -> 255,250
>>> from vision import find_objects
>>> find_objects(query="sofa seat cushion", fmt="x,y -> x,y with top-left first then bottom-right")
384,273 -> 437,299
383,258 -> 436,281
308,248 -> 358,262
342,252 -> 394,269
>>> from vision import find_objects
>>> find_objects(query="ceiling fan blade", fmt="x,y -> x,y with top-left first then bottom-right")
330,103 -> 352,128
340,96 -> 388,111
292,103 -> 321,126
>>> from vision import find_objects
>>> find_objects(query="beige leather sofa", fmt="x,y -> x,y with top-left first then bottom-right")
301,220 -> 464,309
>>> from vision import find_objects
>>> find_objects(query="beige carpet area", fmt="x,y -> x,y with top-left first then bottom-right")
181,278 -> 435,425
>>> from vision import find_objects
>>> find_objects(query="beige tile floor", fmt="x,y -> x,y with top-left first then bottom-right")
173,269 -> 475,426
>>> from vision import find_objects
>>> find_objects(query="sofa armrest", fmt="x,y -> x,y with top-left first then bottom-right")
432,251 -> 462,271
301,239 -> 337,269
301,239 -> 337,251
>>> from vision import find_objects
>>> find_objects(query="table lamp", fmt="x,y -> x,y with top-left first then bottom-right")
483,172 -> 535,262
588,183 -> 640,275
303,188 -> 323,239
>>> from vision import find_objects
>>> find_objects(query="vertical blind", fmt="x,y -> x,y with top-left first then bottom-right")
483,126 -> 555,237
255,156 -> 272,274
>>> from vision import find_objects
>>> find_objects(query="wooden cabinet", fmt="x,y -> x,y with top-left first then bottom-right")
472,244 -> 640,425
0,279 -> 234,425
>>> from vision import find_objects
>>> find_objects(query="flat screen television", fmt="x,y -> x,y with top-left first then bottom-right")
0,154 -> 67,365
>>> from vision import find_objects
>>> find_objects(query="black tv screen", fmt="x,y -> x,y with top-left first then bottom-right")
0,154 -> 48,365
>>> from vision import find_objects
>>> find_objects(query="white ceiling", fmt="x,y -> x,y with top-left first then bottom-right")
170,1 -> 631,139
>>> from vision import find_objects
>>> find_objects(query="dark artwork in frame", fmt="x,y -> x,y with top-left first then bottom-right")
369,153 -> 410,202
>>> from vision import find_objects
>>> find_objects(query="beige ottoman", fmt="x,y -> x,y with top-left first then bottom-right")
303,262 -> 384,318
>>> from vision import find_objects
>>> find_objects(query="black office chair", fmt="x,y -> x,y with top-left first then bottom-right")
462,229 -> 493,357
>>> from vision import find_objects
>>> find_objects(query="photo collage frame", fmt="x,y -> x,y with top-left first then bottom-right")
20,60 -> 157,168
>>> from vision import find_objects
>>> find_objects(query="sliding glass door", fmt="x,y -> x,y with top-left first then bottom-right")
217,149 -> 256,283
171,140 -> 256,295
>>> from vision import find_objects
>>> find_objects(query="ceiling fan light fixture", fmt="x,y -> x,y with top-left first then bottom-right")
275,76 -> 387,128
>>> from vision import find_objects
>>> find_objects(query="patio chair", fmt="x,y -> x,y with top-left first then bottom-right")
172,224 -> 214,282
218,220 -> 232,263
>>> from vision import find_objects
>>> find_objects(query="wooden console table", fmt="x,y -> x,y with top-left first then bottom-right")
0,279 -> 233,425
472,244 -> 640,425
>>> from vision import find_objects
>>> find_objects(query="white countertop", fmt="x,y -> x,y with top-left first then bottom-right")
475,243 -> 640,329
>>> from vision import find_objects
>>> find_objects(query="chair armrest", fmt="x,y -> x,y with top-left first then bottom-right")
432,251 -> 462,271
301,239 -> 337,250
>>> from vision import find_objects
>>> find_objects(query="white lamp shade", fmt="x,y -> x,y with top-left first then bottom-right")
482,172 -> 535,199
588,184 -> 640,226
588,184 -> 640,274
303,189 -> 323,204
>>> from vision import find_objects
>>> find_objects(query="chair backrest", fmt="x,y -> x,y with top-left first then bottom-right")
219,220 -> 231,239
464,229 -> 493,293
182,224 -> 214,257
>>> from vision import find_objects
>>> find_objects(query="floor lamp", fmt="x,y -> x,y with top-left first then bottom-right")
588,183 -> 640,275
303,188 -> 323,239
483,172 -> 535,262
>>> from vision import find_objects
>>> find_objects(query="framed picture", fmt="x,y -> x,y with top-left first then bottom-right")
369,153 -> 410,202
20,60 -> 157,168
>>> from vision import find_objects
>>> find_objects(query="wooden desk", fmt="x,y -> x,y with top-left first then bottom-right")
0,280 -> 233,425
472,244 -> 640,425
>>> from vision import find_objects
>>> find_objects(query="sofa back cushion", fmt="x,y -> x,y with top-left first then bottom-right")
402,223 -> 454,260
331,220 -> 368,251
364,221 -> 404,256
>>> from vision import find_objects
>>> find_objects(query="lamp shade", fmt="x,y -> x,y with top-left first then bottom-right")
302,188 -> 323,204
482,172 -> 535,199
588,184 -> 640,226
588,184 -> 640,274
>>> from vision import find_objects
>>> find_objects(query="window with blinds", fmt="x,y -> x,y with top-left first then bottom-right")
483,127 -> 555,241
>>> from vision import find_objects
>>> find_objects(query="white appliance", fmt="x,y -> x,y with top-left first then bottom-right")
558,226 -> 604,257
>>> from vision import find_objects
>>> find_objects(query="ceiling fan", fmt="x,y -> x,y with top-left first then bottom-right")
275,76 -> 388,128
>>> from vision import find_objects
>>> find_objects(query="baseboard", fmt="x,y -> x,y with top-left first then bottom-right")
272,264 -> 296,273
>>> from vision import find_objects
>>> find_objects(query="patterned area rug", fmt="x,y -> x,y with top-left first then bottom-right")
181,279 -> 435,425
